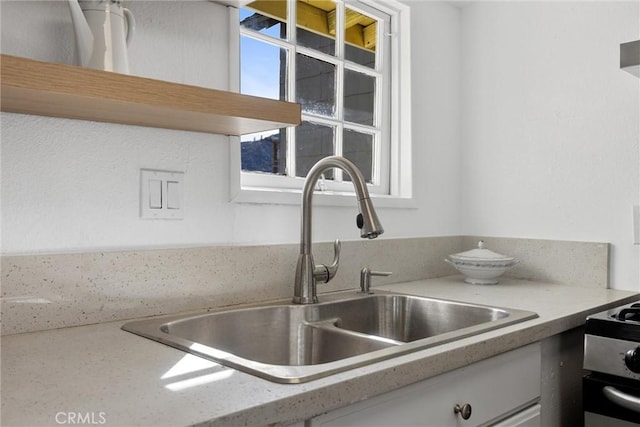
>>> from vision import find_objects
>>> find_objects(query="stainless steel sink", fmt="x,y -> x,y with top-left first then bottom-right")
122,290 -> 537,383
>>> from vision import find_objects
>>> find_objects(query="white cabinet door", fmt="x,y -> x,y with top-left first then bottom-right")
310,343 -> 541,427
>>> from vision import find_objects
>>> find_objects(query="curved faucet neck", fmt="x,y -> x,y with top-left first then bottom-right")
300,156 -> 371,255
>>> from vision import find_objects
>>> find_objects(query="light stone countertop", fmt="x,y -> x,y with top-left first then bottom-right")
2,276 -> 638,427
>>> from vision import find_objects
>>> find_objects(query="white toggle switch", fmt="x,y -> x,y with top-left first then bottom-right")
167,181 -> 181,210
149,179 -> 162,209
140,169 -> 184,219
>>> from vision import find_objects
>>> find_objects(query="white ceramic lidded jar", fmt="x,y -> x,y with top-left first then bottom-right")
445,241 -> 519,285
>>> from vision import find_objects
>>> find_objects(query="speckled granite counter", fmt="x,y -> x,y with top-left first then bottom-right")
2,276 -> 638,427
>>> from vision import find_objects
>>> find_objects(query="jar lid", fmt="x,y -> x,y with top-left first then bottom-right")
448,241 -> 515,263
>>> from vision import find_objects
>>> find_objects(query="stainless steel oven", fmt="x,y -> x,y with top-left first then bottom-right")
584,302 -> 640,426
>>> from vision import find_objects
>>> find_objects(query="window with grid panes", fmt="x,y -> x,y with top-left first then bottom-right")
239,0 -> 392,195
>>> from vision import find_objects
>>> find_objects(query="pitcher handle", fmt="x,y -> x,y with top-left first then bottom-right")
123,7 -> 135,45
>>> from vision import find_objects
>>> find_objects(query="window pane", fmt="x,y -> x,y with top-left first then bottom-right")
241,36 -> 287,101
345,44 -> 375,68
241,130 -> 287,175
240,3 -> 286,39
296,0 -> 336,55
344,69 -> 375,125
296,54 -> 336,117
343,129 -> 373,183
297,27 -> 335,55
295,122 -> 335,178
344,8 -> 376,68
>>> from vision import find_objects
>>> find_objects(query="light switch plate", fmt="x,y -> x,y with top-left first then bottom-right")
140,169 -> 184,219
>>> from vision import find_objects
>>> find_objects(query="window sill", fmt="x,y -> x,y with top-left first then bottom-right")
231,187 -> 417,209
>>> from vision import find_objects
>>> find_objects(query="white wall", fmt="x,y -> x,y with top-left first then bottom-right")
460,1 -> 640,290
4,0 -> 637,291
0,1 -> 462,251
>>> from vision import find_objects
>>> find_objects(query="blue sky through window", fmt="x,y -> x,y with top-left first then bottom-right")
240,8 -> 283,101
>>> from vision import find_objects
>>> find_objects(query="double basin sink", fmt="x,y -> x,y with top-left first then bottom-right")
122,290 -> 537,383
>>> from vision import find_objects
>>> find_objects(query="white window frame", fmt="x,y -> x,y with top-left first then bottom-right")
228,0 -> 413,208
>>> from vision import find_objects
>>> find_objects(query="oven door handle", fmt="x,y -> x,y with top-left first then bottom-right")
603,386 -> 640,413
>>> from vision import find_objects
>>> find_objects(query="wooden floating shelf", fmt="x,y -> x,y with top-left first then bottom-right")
0,54 -> 301,136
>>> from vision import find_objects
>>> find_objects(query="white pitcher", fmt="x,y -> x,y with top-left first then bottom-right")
67,0 -> 135,74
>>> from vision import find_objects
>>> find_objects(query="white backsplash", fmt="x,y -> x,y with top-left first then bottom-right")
462,236 -> 609,288
1,236 -> 608,335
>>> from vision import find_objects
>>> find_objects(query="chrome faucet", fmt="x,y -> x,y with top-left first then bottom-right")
293,156 -> 384,304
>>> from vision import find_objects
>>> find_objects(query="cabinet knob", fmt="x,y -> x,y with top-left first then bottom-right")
454,403 -> 472,420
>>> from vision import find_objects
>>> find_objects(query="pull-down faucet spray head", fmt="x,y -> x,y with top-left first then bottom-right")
356,197 -> 384,239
